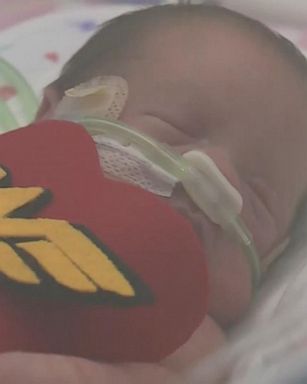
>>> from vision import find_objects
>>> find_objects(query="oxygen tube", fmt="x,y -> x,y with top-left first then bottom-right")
0,57 -> 38,132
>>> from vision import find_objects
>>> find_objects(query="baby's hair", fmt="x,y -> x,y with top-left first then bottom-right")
52,4 -> 307,93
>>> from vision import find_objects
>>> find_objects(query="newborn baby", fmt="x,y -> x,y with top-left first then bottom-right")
24,3 -> 307,382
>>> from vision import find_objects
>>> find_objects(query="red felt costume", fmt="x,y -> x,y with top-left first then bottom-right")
0,120 -> 208,362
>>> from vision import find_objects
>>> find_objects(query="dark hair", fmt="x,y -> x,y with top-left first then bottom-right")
53,4 -> 307,92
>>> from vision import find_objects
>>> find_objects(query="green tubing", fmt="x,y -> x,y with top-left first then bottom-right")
0,57 -> 39,131
231,216 -> 262,288
79,117 -> 188,180
0,101 -> 19,132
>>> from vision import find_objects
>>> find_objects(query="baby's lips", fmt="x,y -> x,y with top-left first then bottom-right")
0,120 -> 209,363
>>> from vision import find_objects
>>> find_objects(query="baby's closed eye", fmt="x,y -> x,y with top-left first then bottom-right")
118,113 -> 198,147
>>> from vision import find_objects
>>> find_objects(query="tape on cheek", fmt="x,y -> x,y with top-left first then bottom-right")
53,75 -> 128,121
94,136 -> 178,197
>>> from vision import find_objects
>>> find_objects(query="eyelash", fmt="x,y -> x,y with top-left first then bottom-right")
142,113 -> 198,146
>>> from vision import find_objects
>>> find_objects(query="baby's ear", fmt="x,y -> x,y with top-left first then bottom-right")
35,85 -> 62,121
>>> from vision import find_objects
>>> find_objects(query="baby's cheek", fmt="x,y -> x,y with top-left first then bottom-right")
167,185 -> 252,326
205,231 -> 252,325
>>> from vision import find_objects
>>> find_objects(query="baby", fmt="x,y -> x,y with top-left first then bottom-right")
13,3 -> 306,383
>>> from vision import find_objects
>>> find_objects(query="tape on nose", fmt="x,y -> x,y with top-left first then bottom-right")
53,76 -> 128,121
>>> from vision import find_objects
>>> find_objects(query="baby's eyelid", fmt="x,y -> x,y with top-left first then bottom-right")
127,113 -> 196,147
172,137 -> 209,151
151,113 -> 202,139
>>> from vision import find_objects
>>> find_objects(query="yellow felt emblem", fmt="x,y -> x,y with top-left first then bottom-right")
0,166 -> 136,298
0,241 -> 40,284
0,187 -> 45,217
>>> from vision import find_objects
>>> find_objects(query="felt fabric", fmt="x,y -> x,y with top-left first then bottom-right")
0,120 -> 209,362
0,186 -> 45,217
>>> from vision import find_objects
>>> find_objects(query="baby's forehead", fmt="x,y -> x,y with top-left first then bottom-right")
144,20 -> 286,84
52,10 -> 306,136
131,22 -> 291,113
119,20 -> 305,145
56,9 -> 303,104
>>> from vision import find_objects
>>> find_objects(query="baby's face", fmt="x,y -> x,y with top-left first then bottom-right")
38,19 -> 307,326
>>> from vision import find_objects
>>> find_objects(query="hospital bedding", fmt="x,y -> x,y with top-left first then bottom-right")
1,2 -> 307,383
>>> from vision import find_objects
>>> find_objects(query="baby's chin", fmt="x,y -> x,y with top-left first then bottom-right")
168,184 -> 252,326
